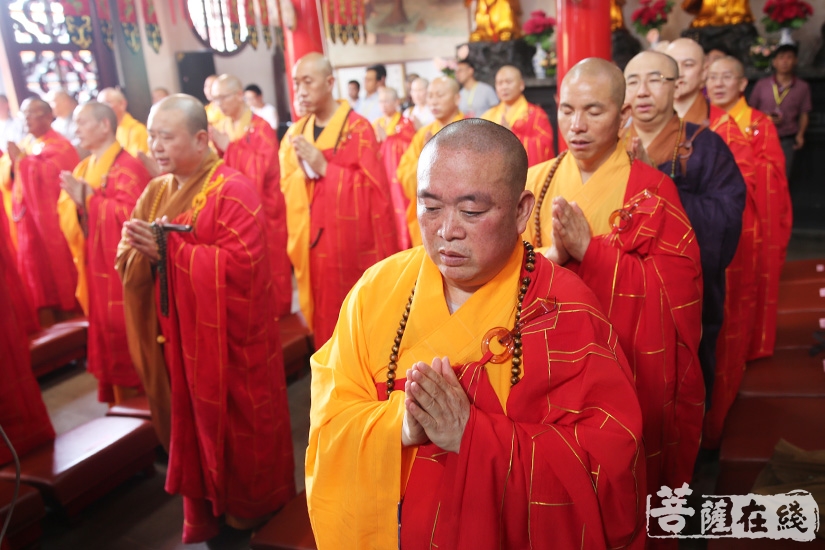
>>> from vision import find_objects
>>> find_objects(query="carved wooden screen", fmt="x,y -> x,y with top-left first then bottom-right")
187,0 -> 250,54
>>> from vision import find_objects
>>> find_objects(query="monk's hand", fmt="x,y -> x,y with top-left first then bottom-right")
375,124 -> 387,143
137,151 -> 161,178
545,224 -> 571,265
406,357 -> 470,453
500,113 -> 510,130
209,126 -> 230,152
628,137 -> 653,167
59,171 -> 87,206
402,370 -> 428,447
552,197 -> 591,262
6,142 -> 21,164
123,218 -> 160,264
291,135 -> 328,177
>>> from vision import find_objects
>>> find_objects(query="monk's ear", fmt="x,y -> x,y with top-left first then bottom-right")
515,189 -> 536,234
737,77 -> 748,95
618,103 -> 632,130
194,129 -> 209,149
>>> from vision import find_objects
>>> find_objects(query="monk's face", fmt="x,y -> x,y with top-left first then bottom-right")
148,107 -> 208,177
624,53 -> 677,126
379,90 -> 397,118
203,76 -> 216,101
666,42 -> 706,101
293,61 -> 334,115
21,100 -> 52,137
495,67 -> 524,104
427,81 -> 459,124
706,59 -> 747,111
212,80 -> 244,119
558,75 -> 624,170
410,80 -> 427,107
418,147 -> 533,294
74,106 -> 109,151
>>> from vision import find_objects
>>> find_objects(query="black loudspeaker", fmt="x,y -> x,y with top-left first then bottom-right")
176,51 -> 217,103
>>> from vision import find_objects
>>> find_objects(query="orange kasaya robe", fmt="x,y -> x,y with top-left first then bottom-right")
375,112 -> 416,250
684,96 -> 761,448
279,100 -> 399,345
481,95 -> 554,167
11,129 -> 80,312
117,154 -> 295,543
307,245 -> 645,549
0,203 -> 53,466
216,109 -> 292,317
116,112 -> 149,157
396,112 -> 464,247
728,96 -> 793,360
524,145 -> 704,497
62,142 -> 151,402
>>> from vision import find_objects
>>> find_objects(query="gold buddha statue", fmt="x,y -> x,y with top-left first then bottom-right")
682,0 -> 754,28
611,0 -> 626,32
467,0 -> 522,42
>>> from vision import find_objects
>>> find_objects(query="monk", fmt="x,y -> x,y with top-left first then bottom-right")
203,75 -> 224,126
524,58 -> 704,496
98,87 -> 150,157
622,51 -> 746,409
210,74 -> 292,317
374,86 -> 415,249
0,204 -> 54,466
59,101 -> 150,404
397,76 -> 463,247
280,53 -> 398,345
667,38 -> 761,448
708,56 -> 793,360
307,118 -> 645,549
5,98 -> 79,321
481,65 -> 554,167
117,94 -> 295,543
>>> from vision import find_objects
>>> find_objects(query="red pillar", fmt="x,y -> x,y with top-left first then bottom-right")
555,0 -> 611,87
283,0 -> 326,119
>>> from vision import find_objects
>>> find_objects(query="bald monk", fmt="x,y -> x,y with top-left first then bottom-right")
708,56 -> 792,360
622,51 -> 746,413
59,102 -> 150,403
0,203 -> 54,466
481,65 -> 554,167
209,74 -> 292,317
279,53 -> 398,345
397,76 -> 463,247
374,86 -> 416,249
667,38 -> 761,448
203,74 -> 224,126
117,94 -> 295,542
3,98 -> 79,321
98,87 -> 149,157
524,58 -> 704,496
308,119 -> 645,549
48,88 -> 81,152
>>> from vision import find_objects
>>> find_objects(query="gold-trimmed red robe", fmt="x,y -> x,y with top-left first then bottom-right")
116,112 -> 149,157
375,112 -> 416,249
481,95 -> 555,167
279,101 -> 398,345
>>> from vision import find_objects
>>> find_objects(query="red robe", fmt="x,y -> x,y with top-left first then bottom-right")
0,204 -> 54,465
11,129 -> 80,311
395,254 -> 645,549
280,102 -> 399,345
118,158 -> 295,543
684,100 -> 761,449
563,161 -> 704,496
219,113 -> 292,318
482,98 -> 555,167
86,150 -> 150,402
377,115 -> 415,250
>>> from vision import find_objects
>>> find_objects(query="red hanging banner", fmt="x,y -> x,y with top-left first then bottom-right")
227,0 -> 242,48
258,0 -> 272,49
117,0 -> 142,53
95,0 -> 114,50
59,0 -> 94,48
141,0 -> 163,53
245,0 -> 259,49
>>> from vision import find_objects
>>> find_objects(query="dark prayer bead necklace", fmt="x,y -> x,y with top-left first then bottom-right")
385,242 -> 537,396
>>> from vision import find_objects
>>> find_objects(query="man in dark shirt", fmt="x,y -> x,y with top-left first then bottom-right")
749,44 -> 812,180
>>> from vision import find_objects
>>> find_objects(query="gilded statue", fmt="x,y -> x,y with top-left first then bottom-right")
466,0 -> 522,42
611,0 -> 626,32
682,0 -> 754,28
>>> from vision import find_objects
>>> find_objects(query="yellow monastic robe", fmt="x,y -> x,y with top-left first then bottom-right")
116,113 -> 149,157
58,141 -> 122,314
481,94 -> 528,128
205,101 -> 224,126
214,107 -> 252,142
727,95 -> 753,136
0,137 -> 33,249
523,142 -> 630,253
396,113 -> 464,247
306,244 -> 522,549
373,112 -> 402,137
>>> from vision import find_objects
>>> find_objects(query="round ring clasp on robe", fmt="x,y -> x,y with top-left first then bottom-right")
609,208 -> 633,233
481,327 -> 515,364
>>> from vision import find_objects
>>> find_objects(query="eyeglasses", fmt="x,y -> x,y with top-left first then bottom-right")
625,73 -> 677,91
706,73 -> 741,84
212,93 -> 239,102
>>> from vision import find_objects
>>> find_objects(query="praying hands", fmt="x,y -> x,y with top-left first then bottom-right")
550,196 -> 592,263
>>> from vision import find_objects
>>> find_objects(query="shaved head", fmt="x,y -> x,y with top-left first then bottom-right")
295,52 -> 333,78
77,101 -> 118,136
563,57 -> 626,109
97,87 -> 127,120
419,118 -> 527,201
711,56 -> 745,77
430,75 -> 460,95
21,97 -> 53,137
666,38 -> 705,64
379,87 -> 399,102
427,76 -> 461,123
666,38 -> 707,106
22,97 -> 51,116
214,74 -> 243,94
151,93 -> 208,135
625,51 -> 679,79
495,65 -> 525,104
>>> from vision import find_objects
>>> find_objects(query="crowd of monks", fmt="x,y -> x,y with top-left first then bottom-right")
0,34 -> 791,547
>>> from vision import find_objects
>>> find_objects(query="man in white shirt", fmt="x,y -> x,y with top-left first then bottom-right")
456,58 -> 498,118
48,88 -> 82,151
402,77 -> 434,130
243,84 -> 278,129
356,64 -> 386,123
347,80 -> 361,112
